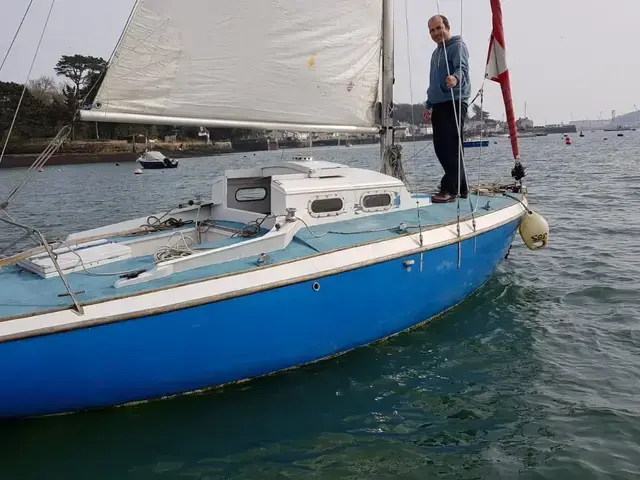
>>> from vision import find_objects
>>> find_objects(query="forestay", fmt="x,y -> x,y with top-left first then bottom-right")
81,0 -> 384,132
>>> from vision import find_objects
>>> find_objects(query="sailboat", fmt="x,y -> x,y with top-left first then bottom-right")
0,0 -> 548,419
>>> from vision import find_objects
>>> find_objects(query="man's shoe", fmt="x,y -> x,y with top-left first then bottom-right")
431,192 -> 456,203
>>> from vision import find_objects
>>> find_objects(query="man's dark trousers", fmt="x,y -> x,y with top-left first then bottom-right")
432,100 -> 468,196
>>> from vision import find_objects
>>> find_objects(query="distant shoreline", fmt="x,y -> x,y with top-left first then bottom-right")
0,136 -> 425,169
0,126 -> 578,169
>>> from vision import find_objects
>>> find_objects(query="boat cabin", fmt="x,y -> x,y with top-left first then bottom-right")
211,156 -> 424,229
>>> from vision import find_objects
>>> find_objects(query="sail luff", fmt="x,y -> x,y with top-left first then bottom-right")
485,0 -> 520,160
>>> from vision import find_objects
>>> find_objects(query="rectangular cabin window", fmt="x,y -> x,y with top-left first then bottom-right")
362,193 -> 392,209
310,198 -> 343,214
235,187 -> 267,203
226,177 -> 271,215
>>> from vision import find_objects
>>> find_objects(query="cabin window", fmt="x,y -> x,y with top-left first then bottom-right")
362,193 -> 392,209
235,187 -> 267,202
307,196 -> 345,218
310,198 -> 343,213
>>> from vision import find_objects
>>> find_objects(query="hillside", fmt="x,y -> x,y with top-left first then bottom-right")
614,110 -> 640,125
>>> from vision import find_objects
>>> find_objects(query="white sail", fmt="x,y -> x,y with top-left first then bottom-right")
82,0 -> 384,132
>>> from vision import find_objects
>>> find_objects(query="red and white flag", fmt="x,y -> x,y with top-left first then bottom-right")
486,0 -> 519,160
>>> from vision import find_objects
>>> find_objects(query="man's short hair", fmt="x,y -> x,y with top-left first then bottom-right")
429,14 -> 450,30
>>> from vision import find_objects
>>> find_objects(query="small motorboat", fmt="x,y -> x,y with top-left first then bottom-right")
463,139 -> 490,148
137,150 -> 179,169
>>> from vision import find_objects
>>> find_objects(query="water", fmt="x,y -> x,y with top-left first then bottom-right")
1,133 -> 639,479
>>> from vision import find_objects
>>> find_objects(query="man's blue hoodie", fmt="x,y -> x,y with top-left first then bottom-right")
426,35 -> 470,109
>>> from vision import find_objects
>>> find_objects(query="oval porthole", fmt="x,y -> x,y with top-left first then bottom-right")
312,282 -> 320,292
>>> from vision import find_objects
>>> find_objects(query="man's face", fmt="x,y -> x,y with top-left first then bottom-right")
428,16 -> 450,44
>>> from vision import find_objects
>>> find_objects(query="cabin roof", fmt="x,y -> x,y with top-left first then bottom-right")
272,162 -> 404,195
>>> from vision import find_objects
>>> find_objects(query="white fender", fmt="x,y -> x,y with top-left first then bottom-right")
519,210 -> 549,250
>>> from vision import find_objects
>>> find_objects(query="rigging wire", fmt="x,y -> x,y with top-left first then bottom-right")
0,0 -> 35,74
404,0 -> 424,248
0,0 -> 56,168
435,0 -> 480,266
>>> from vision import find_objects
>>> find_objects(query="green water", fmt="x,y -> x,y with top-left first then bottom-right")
1,133 -> 639,479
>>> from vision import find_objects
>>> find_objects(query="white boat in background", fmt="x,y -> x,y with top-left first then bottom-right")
604,125 -> 633,132
137,150 -> 178,169
0,0 -> 549,419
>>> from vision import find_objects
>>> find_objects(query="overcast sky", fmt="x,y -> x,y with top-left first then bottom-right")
1,0 -> 638,125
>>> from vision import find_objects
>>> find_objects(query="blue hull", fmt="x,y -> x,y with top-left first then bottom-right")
0,219 -> 519,419
463,140 -> 490,148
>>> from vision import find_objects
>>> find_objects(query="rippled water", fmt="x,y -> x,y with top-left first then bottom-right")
1,133 -> 639,479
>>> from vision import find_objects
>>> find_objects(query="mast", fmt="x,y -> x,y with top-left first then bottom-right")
379,0 -> 406,182
380,0 -> 394,162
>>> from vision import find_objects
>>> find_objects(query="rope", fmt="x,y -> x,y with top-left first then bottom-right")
0,0 -> 35,74
230,216 -> 270,238
401,85 -> 483,170
455,0 -> 464,266
456,0 -> 464,203
435,1 -> 466,178
1,125 -> 72,210
142,215 -> 194,232
404,0 -> 424,247
472,85 -> 486,214
435,0 -> 477,267
154,231 -> 194,262
0,0 -> 56,168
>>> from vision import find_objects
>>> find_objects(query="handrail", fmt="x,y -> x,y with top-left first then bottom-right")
0,214 -> 84,315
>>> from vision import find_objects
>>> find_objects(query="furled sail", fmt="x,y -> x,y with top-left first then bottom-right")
80,0 -> 384,133
485,0 -> 519,159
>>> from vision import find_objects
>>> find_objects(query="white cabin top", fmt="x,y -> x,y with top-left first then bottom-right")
273,160 -> 403,195
213,156 -> 429,226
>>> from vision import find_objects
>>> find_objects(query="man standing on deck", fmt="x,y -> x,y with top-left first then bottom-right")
424,15 -> 470,203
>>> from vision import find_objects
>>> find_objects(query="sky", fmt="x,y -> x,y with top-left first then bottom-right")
1,0 -> 638,125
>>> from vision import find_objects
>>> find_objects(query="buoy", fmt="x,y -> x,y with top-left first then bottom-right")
565,138 -> 571,145
38,167 -> 44,172
134,168 -> 143,174
519,210 -> 549,250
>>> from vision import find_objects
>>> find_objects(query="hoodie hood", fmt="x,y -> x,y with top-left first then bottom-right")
438,35 -> 463,49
